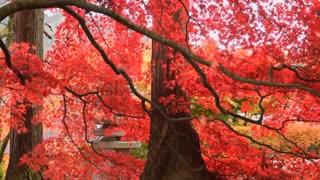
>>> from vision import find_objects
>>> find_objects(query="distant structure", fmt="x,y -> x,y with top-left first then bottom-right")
93,120 -> 141,154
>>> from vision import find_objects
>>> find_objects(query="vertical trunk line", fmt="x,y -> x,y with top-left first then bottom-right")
142,40 -> 217,179
5,8 -> 44,180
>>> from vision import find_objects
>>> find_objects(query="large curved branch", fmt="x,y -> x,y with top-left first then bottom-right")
1,0 -> 319,126
62,7 -> 193,122
183,54 -> 264,125
213,118 -> 319,159
1,0 -> 319,100
218,64 -> 320,97
271,64 -> 320,83
0,1 -> 195,122
0,0 -> 211,66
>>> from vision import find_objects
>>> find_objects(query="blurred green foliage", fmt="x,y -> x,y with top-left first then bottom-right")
130,143 -> 148,160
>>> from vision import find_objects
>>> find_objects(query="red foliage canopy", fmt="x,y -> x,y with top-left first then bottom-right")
0,0 -> 320,179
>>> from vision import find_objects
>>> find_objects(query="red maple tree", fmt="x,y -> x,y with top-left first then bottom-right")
0,0 -> 320,179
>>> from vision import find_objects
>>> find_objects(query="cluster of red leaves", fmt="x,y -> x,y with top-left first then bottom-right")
1,6 -> 149,179
24,10 -> 149,178
195,121 -> 320,179
0,43 -> 60,132
19,138 -> 145,179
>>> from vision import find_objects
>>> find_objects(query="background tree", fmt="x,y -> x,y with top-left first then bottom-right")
5,7 -> 44,180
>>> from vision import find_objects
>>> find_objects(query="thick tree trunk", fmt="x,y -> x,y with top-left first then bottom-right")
5,8 -> 44,180
141,41 -> 216,180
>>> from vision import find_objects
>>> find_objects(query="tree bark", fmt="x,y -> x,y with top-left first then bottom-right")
141,41 -> 217,180
141,0 -> 217,178
5,8 -> 44,180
